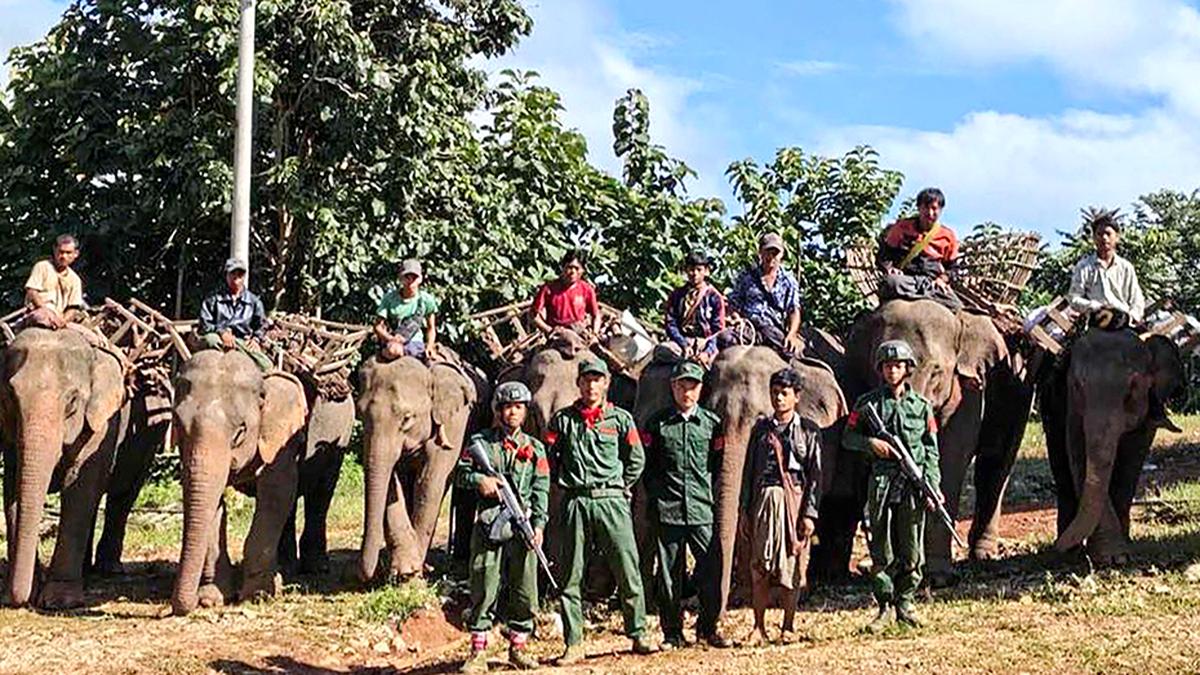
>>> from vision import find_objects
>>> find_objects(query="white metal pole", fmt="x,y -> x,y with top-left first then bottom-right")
230,0 -> 256,269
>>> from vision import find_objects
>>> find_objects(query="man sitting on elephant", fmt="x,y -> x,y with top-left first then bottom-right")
739,367 -> 821,646
457,382 -> 549,672
875,187 -> 963,311
374,258 -> 441,361
197,257 -> 272,371
22,234 -> 86,330
546,357 -> 657,664
726,232 -> 804,356
843,340 -> 943,633
530,249 -> 602,343
663,250 -> 726,367
1067,210 -> 1146,328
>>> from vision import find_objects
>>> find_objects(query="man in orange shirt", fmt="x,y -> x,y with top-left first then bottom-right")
875,187 -> 962,310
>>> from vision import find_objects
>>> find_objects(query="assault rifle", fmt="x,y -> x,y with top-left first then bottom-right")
467,439 -> 559,591
861,403 -> 966,549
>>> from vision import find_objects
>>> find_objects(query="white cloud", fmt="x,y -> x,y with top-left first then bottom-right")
0,0 -> 65,93
491,0 -> 733,201
810,0 -> 1200,238
776,60 -> 845,77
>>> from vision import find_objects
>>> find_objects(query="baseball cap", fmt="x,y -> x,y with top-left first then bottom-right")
758,232 -> 785,252
224,257 -> 248,274
399,259 -> 423,278
671,361 -> 705,382
578,358 -> 610,377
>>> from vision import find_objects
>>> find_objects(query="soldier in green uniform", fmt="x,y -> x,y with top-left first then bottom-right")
643,361 -> 732,649
457,382 -> 550,672
842,340 -> 943,633
546,358 -> 657,664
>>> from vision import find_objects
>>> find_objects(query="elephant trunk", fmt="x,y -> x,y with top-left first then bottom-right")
9,399 -> 64,607
172,428 -> 229,615
1055,414 -> 1119,553
713,420 -> 752,618
359,422 -> 395,583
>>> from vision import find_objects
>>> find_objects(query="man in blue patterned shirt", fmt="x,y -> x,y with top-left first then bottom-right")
727,233 -> 804,356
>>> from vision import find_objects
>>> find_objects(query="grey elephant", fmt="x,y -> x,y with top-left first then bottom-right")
278,384 -> 356,576
704,345 -> 848,617
1040,330 -> 1184,562
0,327 -> 126,608
170,350 -> 308,615
91,380 -> 174,575
844,298 -> 1034,584
357,355 -> 481,582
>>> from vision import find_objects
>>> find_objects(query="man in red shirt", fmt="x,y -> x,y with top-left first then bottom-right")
875,187 -> 962,310
530,249 -> 603,338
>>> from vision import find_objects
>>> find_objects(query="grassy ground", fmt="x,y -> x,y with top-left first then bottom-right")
0,418 -> 1199,674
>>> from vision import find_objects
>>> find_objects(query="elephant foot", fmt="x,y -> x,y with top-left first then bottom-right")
198,583 -> 226,608
299,554 -> 331,576
92,557 -> 127,577
926,567 -> 960,589
240,571 -> 283,602
970,537 -> 1002,561
1086,541 -> 1130,567
39,580 -> 85,610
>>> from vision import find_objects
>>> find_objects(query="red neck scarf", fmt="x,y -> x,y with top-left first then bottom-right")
578,402 -> 605,429
502,432 -> 534,462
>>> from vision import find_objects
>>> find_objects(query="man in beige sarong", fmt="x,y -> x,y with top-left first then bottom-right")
739,367 -> 822,645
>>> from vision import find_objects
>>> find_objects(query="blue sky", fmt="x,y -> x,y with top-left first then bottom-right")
6,0 -> 1200,240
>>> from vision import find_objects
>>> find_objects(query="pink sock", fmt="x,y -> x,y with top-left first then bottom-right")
471,631 -> 488,652
509,631 -> 528,650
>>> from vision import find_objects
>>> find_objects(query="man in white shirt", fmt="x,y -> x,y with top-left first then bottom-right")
1068,213 -> 1146,326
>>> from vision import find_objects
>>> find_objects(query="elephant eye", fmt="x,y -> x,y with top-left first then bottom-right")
231,422 -> 247,448
64,391 -> 80,418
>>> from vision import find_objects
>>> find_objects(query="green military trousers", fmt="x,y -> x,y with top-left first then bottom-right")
466,523 -> 539,634
560,494 -> 647,646
867,487 -> 926,606
655,522 -> 718,639
199,333 -> 273,371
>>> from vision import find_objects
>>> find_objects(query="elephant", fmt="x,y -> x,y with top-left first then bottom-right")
1040,330 -> 1184,562
357,355 -> 481,582
705,345 -> 848,617
278,385 -> 356,577
91,380 -> 174,575
0,327 -> 126,608
170,350 -> 308,615
843,298 -> 1035,584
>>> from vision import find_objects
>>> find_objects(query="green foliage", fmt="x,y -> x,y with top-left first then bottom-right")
725,146 -> 904,330
355,578 -> 439,624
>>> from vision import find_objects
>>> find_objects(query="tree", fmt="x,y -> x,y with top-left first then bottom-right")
725,146 -> 904,332
0,0 -> 532,318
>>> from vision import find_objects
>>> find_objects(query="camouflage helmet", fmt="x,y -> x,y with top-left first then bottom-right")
874,339 -> 917,369
492,381 -> 532,410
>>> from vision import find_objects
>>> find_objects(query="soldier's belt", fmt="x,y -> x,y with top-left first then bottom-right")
563,487 -> 627,499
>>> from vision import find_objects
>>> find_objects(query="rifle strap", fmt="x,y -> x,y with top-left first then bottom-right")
766,427 -> 803,554
898,221 -> 942,270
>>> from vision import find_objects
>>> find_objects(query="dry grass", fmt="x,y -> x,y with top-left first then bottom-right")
0,418 -> 1198,674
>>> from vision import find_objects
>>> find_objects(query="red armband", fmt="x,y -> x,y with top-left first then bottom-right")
847,410 -> 860,429
535,456 -> 550,476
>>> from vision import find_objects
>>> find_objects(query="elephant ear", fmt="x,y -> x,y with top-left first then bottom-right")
430,363 -> 475,428
86,348 -> 126,432
258,373 -> 308,465
1146,335 -> 1185,401
955,313 -> 1008,385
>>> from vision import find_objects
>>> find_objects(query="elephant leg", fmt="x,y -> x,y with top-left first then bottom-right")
1040,365 -> 1076,537
969,367 -> 1032,560
449,482 -> 477,562
41,427 -> 119,609
405,440 -> 463,574
199,498 -> 231,608
385,471 -> 422,578
277,500 -> 300,577
925,387 -> 982,587
299,444 -> 344,574
95,417 -> 165,575
1110,426 -> 1154,537
240,447 -> 298,602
